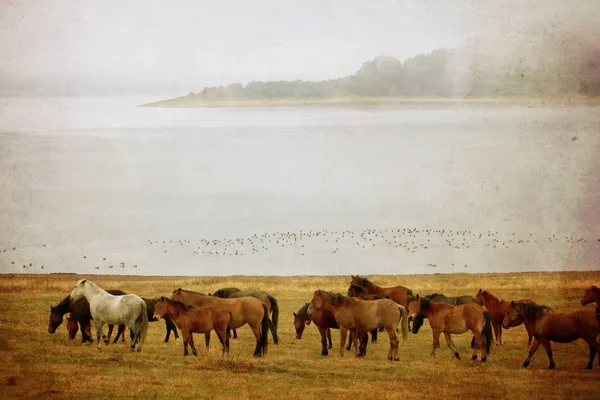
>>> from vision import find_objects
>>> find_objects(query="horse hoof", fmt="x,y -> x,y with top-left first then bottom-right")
455,354 -> 461,360
548,365 -> 555,369
585,365 -> 592,370
522,362 -> 529,368
471,355 -> 477,360
481,357 -> 487,362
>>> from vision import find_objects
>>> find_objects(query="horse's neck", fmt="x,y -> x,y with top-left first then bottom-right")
56,296 -> 71,314
82,282 -> 103,300
166,303 -> 186,323
482,292 -> 501,308
424,302 -> 451,317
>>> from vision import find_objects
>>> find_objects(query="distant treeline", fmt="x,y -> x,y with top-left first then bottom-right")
182,48 -> 600,101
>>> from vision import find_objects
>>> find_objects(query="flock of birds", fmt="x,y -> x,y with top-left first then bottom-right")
3,228 -> 596,272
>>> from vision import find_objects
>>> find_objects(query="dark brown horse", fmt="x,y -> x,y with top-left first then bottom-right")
211,287 -> 280,344
171,288 -> 269,357
307,290 -> 408,361
581,285 -> 600,308
293,302 -> 366,356
153,297 -> 231,356
49,291 -> 179,343
475,289 -> 535,346
349,275 -> 413,307
502,301 -> 600,369
407,295 -> 492,361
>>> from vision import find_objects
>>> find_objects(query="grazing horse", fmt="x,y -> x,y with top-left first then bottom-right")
67,314 -> 91,340
69,279 -> 148,352
349,275 -> 413,307
307,290 -> 408,361
581,285 -> 600,308
49,289 -> 127,343
211,287 -> 280,344
153,297 -> 231,356
171,288 -> 269,357
407,295 -> 492,362
475,289 -> 535,346
502,301 -> 600,369
293,302 -> 365,356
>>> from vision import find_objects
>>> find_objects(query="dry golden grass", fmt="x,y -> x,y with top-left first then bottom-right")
1,271 -> 600,399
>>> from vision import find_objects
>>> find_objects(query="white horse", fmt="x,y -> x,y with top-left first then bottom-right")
69,279 -> 148,352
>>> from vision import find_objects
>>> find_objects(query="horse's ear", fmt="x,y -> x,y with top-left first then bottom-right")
208,293 -> 212,296
477,288 -> 482,294
293,312 -> 297,317
415,294 -> 420,299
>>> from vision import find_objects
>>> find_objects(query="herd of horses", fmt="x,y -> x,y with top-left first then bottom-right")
49,277 -> 600,370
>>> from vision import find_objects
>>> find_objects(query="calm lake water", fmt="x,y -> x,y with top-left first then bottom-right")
1,97 -> 599,276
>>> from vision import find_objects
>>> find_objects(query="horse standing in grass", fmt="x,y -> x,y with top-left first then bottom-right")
171,288 -> 269,357
349,275 -> 413,307
110,297 -> 179,344
67,314 -> 91,340
69,279 -> 148,352
211,287 -> 280,344
307,290 -> 408,361
406,295 -> 492,362
475,289 -> 535,347
502,301 -> 600,369
293,302 -> 365,356
153,297 -> 231,356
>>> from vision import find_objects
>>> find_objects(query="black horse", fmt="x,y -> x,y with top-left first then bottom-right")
49,291 -> 178,343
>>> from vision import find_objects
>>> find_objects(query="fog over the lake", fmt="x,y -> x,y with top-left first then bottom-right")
0,1 -> 599,276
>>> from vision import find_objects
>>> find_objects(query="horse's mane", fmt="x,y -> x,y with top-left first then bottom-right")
352,276 -> 373,288
177,288 -> 207,296
516,302 -> 551,320
53,295 -> 72,313
419,297 -> 432,310
348,284 -> 368,294
424,293 -> 446,300
327,292 -> 354,305
160,297 -> 193,310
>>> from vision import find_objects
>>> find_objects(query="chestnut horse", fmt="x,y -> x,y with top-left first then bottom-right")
581,285 -> 600,308
211,287 -> 280,344
475,289 -> 535,346
349,275 -> 413,307
171,288 -> 269,357
153,297 -> 231,356
502,301 -> 600,369
307,290 -> 408,361
293,302 -> 366,356
407,295 -> 492,361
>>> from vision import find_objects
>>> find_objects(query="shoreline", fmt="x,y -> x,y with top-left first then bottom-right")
139,96 -> 600,108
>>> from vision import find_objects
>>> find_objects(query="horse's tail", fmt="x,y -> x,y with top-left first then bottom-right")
397,304 -> 408,341
482,311 -> 493,354
260,303 -> 269,356
138,300 -> 149,351
267,294 -> 279,343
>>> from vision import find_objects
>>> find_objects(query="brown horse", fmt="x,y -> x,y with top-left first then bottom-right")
307,290 -> 408,361
67,314 -> 91,340
581,285 -> 600,308
406,295 -> 492,361
293,302 -> 365,356
211,287 -> 280,344
502,301 -> 600,369
171,288 -> 269,357
475,289 -> 535,346
349,275 -> 413,307
153,297 -> 231,356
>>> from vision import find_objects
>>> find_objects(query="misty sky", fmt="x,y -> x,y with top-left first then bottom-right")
1,0 -> 599,95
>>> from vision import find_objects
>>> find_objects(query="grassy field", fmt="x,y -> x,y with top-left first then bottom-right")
1,271 -> 599,399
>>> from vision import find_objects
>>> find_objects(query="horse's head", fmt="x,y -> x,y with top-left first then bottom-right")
581,285 -> 599,306
411,314 -> 425,334
406,295 -> 422,319
307,290 -> 328,317
69,279 -> 87,301
502,301 -> 524,329
153,297 -> 169,320
48,306 -> 62,333
293,309 -> 309,340
475,288 -> 484,303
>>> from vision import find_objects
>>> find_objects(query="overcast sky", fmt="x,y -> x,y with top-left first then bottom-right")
1,0 -> 598,95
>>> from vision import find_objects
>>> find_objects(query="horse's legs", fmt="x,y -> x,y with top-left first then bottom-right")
318,326 -> 329,356
233,329 -> 238,339
371,328 -> 378,343
357,331 -> 368,357
387,327 -> 399,361
444,332 -> 460,360
327,328 -> 332,349
495,319 -> 502,346
471,328 -> 487,361
538,338 -> 554,369
95,321 -> 105,350
105,325 -> 114,345
582,335 -> 599,369
430,329 -> 441,356
525,324 -> 534,348
522,338 -> 541,368
339,328 -> 348,357
113,324 -> 126,344
251,324 -> 263,357
182,330 -> 190,356
189,332 -> 198,356
79,318 -> 92,343
346,331 -> 353,351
